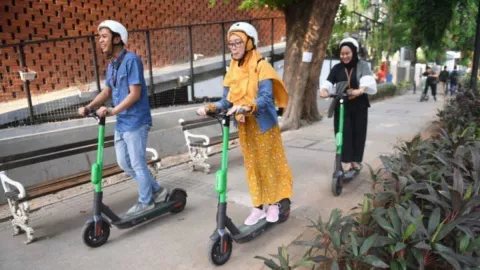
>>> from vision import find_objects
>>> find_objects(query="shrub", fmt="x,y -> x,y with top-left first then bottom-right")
257,88 -> 480,270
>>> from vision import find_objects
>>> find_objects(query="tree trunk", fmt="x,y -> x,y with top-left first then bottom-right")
386,0 -> 396,75
280,0 -> 341,130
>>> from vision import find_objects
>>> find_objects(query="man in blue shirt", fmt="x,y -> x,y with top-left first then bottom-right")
78,20 -> 168,216
449,65 -> 459,95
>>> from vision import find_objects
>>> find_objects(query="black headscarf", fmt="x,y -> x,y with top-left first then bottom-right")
340,42 -> 359,70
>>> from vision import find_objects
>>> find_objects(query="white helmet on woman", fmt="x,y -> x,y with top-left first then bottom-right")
339,37 -> 359,50
98,20 -> 128,45
228,22 -> 259,47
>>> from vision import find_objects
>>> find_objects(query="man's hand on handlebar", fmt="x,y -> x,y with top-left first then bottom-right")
96,106 -> 114,118
78,106 -> 113,118
78,106 -> 88,117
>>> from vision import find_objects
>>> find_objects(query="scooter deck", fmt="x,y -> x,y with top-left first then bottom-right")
112,201 -> 176,229
343,169 -> 360,181
233,219 -> 274,244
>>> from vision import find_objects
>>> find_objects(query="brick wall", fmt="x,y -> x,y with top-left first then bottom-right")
0,0 -> 285,102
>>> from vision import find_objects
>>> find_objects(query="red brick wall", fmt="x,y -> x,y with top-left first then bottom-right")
0,0 -> 286,102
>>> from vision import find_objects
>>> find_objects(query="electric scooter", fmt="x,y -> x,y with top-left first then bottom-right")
200,109 -> 291,266
420,76 -> 430,102
328,93 -> 362,196
81,109 -> 187,248
420,91 -> 430,102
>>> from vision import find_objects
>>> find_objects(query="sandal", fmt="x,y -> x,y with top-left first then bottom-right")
351,162 -> 363,171
342,163 -> 352,172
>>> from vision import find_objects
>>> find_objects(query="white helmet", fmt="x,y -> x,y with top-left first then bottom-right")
340,37 -> 359,50
98,20 -> 128,45
228,22 -> 259,47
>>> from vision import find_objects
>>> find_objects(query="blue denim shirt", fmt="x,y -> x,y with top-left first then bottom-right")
106,50 -> 152,132
214,79 -> 279,133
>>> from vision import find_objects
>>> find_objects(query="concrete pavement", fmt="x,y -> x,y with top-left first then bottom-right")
0,91 -> 444,270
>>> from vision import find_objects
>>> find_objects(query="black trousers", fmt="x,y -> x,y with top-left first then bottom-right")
333,107 -> 368,163
423,83 -> 437,96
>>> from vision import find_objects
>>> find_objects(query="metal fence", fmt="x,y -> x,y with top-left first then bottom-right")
0,17 -> 286,129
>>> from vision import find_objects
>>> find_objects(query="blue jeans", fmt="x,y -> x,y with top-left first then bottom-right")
115,124 -> 160,205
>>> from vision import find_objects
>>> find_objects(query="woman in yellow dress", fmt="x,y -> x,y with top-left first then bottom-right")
197,22 -> 293,226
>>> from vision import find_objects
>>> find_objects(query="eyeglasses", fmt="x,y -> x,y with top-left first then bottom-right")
227,41 -> 244,49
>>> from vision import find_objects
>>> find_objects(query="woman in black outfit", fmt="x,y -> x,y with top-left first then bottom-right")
319,37 -> 377,173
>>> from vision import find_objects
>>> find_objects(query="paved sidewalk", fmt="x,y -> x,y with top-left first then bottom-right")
0,91 -> 443,270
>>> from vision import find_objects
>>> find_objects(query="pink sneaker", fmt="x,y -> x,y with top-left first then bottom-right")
244,208 -> 266,226
266,204 -> 280,223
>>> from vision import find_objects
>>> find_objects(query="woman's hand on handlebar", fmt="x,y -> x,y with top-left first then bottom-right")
196,107 -> 208,116
319,89 -> 329,98
348,88 -> 365,97
227,105 -> 251,116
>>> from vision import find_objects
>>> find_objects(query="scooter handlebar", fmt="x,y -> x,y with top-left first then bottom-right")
195,109 -> 224,117
84,108 -> 99,119
197,108 -> 247,118
328,92 -> 354,98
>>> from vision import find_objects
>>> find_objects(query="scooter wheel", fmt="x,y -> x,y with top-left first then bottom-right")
82,220 -> 110,248
207,234 -> 233,266
168,190 -> 187,214
331,175 -> 343,196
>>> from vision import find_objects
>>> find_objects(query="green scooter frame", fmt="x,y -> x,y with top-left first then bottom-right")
81,109 -> 187,248
329,93 -> 361,196
201,110 -> 291,266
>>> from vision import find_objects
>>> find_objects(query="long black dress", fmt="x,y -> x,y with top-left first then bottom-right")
326,63 -> 370,163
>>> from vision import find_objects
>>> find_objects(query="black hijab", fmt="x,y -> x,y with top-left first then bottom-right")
340,42 -> 359,70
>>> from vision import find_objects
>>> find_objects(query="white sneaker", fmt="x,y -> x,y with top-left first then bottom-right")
244,208 -> 266,226
266,204 -> 280,223
152,187 -> 169,204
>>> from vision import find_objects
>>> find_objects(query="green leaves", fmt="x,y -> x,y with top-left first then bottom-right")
402,223 -> 417,242
362,255 -> 389,268
256,87 -> 480,269
351,233 -> 359,257
360,234 -> 377,255
428,207 -> 441,235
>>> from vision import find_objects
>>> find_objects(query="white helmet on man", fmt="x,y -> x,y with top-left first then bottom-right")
98,20 -> 128,45
228,22 -> 259,47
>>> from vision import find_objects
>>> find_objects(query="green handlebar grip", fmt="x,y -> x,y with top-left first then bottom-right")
215,170 -> 226,194
91,163 -> 100,185
335,132 -> 343,148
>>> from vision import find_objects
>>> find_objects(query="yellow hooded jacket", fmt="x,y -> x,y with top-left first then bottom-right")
219,31 -> 288,131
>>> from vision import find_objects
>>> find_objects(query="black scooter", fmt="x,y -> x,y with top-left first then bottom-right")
200,110 -> 291,266
81,109 -> 187,248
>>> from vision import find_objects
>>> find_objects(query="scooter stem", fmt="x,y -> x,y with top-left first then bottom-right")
92,117 -> 106,193
336,98 -> 345,155
216,115 -> 230,204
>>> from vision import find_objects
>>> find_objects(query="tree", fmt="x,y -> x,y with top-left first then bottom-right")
210,0 -> 342,130
380,0 -> 466,66
444,0 -> 478,65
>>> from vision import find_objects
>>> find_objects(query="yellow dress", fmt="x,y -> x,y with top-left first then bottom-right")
238,116 -> 293,206
211,30 -> 293,206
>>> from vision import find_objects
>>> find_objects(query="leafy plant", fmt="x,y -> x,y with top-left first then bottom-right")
371,83 -> 398,100
256,88 -> 480,269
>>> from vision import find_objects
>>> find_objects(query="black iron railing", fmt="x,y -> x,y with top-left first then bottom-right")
0,17 -> 286,128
